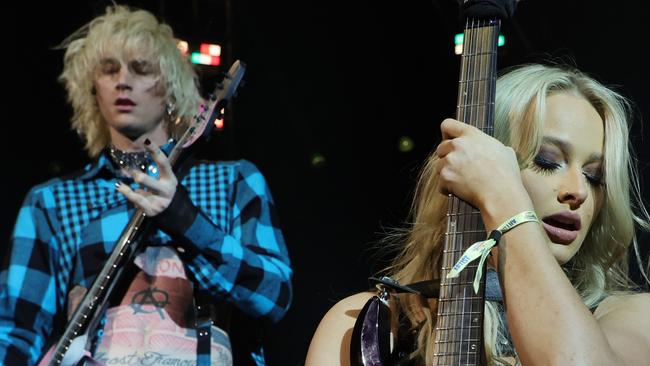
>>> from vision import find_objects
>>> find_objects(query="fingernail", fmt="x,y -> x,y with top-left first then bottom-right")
115,181 -> 121,189
144,138 -> 151,146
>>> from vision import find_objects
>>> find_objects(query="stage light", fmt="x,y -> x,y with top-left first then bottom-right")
190,52 -> 221,66
398,136 -> 414,153
176,40 -> 189,57
454,33 -> 464,46
200,43 -> 221,56
454,33 -> 505,55
310,153 -> 326,167
214,108 -> 225,129
189,43 -> 222,66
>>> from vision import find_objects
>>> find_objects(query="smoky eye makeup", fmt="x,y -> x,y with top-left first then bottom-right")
532,149 -> 605,187
583,164 -> 605,187
531,146 -> 563,171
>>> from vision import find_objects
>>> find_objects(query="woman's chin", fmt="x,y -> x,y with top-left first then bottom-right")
549,242 -> 578,265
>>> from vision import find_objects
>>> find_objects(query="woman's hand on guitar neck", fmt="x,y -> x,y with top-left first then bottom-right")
115,138 -> 179,217
435,118 -> 534,228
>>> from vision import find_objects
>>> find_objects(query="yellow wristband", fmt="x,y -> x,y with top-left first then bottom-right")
445,210 -> 538,293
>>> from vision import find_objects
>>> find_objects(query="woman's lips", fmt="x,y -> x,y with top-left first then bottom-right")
541,221 -> 578,245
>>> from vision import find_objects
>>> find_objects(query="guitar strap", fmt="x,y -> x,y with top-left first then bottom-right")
193,289 -> 235,366
368,276 -> 440,298
194,289 -> 214,366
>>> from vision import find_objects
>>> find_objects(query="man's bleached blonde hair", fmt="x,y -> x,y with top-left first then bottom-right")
59,5 -> 200,157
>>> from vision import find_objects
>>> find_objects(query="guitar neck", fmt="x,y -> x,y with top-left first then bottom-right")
433,18 -> 500,366
48,210 -> 150,365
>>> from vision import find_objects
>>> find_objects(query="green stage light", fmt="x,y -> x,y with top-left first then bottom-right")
398,136 -> 414,153
310,153 -> 326,167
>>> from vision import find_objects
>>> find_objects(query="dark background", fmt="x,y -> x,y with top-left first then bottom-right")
2,1 -> 650,365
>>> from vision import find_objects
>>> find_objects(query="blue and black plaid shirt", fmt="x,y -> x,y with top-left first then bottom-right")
0,149 -> 292,365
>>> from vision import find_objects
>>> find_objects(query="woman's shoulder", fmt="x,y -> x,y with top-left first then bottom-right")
305,292 -> 376,366
594,291 -> 650,318
594,292 -> 650,364
330,291 -> 376,312
317,291 -> 376,332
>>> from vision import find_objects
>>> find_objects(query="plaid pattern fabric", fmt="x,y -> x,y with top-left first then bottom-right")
0,150 -> 292,366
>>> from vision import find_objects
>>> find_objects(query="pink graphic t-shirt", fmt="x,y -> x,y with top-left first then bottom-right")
93,246 -> 233,366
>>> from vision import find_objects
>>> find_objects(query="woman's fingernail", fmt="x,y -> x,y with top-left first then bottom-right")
144,138 -> 151,146
115,181 -> 121,189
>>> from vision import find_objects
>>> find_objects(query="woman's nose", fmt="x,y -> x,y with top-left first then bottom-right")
557,168 -> 588,209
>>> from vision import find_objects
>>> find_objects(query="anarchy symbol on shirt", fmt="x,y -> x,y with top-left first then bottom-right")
130,287 -> 170,319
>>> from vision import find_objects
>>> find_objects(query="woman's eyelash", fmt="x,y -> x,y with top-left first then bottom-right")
584,172 -> 605,187
532,156 -> 560,173
532,156 -> 605,187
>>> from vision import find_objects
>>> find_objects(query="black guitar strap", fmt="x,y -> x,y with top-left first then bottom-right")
194,289 -> 214,366
368,277 -> 440,298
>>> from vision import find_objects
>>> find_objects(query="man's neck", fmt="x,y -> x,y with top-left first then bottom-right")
109,122 -> 169,152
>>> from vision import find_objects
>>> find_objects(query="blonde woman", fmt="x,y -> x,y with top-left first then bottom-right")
306,64 -> 650,365
0,6 -> 291,366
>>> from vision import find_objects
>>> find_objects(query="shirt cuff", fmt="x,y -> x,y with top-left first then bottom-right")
154,184 -> 199,238
154,185 -> 227,256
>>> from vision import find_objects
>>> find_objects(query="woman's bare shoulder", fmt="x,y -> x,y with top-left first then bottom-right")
313,291 -> 377,333
594,292 -> 650,318
305,292 -> 376,366
332,291 -> 376,312
594,292 -> 650,365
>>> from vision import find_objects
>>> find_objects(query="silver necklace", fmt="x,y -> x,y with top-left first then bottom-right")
107,145 -> 150,172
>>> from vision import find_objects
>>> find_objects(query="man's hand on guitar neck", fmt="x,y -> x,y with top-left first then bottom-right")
115,138 -> 179,217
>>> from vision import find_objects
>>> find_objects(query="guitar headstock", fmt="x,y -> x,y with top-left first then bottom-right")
460,0 -> 517,20
180,60 -> 247,148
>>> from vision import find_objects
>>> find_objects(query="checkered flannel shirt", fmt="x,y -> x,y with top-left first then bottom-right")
0,150 -> 292,365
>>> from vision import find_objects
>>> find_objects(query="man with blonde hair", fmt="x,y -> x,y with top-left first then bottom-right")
0,6 -> 292,366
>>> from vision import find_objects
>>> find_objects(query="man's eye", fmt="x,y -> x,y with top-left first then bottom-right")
100,60 -> 120,74
130,60 -> 153,75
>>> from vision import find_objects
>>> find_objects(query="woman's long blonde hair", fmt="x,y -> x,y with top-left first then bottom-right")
59,5 -> 200,157
385,64 -> 648,365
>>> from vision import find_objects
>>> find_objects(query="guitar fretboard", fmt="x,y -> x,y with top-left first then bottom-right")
433,18 -> 500,366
